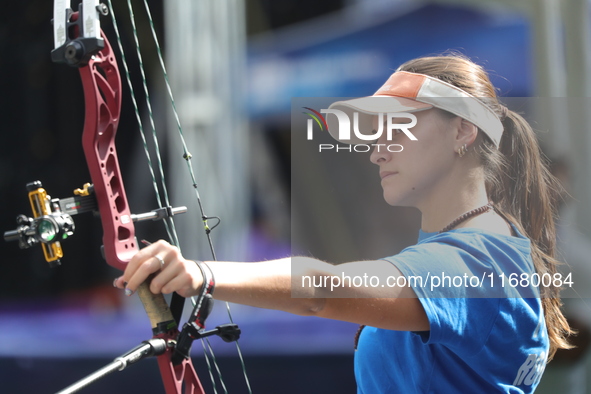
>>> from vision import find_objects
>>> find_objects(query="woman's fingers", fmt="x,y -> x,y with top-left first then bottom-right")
134,241 -> 176,291
159,266 -> 202,298
113,240 -> 202,298
148,252 -> 185,293
120,240 -> 165,275
112,240 -> 170,289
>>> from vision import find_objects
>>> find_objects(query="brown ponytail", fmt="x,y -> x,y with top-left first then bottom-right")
398,54 -> 573,360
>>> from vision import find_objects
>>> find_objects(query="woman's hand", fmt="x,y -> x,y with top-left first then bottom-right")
113,240 -> 203,298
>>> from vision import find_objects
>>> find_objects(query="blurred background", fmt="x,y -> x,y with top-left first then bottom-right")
1,0 -> 591,392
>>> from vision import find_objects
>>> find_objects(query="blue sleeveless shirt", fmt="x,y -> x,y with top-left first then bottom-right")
355,227 -> 548,393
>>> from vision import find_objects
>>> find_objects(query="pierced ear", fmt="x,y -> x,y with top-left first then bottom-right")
457,118 -> 478,146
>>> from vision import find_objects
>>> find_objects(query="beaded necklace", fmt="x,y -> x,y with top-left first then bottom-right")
438,202 -> 494,233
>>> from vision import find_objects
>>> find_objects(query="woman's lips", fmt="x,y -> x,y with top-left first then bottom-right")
380,171 -> 398,180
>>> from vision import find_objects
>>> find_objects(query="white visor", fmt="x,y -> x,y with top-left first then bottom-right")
327,71 -> 503,147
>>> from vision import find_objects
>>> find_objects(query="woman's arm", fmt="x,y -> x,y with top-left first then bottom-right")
114,240 -> 429,332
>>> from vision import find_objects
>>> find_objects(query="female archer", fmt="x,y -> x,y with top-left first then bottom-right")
114,55 -> 572,393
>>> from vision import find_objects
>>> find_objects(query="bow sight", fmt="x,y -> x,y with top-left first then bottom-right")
4,181 -> 84,267
4,180 -> 187,267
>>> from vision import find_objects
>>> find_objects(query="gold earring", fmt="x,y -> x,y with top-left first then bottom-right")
457,144 -> 468,157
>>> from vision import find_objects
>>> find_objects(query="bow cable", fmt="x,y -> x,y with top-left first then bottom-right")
104,0 -> 180,248
106,1 -> 252,393
105,1 -> 219,391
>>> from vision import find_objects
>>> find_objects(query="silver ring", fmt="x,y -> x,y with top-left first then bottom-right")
154,255 -> 165,270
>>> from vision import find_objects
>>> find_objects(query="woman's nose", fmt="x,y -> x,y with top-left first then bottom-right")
370,135 -> 390,165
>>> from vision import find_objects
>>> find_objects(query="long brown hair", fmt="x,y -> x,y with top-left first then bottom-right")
397,54 -> 573,360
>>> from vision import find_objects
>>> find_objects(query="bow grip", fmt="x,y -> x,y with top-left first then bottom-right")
137,278 -> 177,335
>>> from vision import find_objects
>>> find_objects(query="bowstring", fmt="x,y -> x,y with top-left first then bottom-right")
139,2 -> 252,393
200,340 -> 219,394
123,0 -> 180,248
105,0 -> 219,390
106,1 -> 252,393
204,338 -> 228,393
105,0 -> 179,248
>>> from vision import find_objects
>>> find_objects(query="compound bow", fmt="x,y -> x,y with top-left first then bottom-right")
4,1 -> 250,393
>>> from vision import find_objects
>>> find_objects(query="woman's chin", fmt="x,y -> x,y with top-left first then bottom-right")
383,193 -> 410,207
